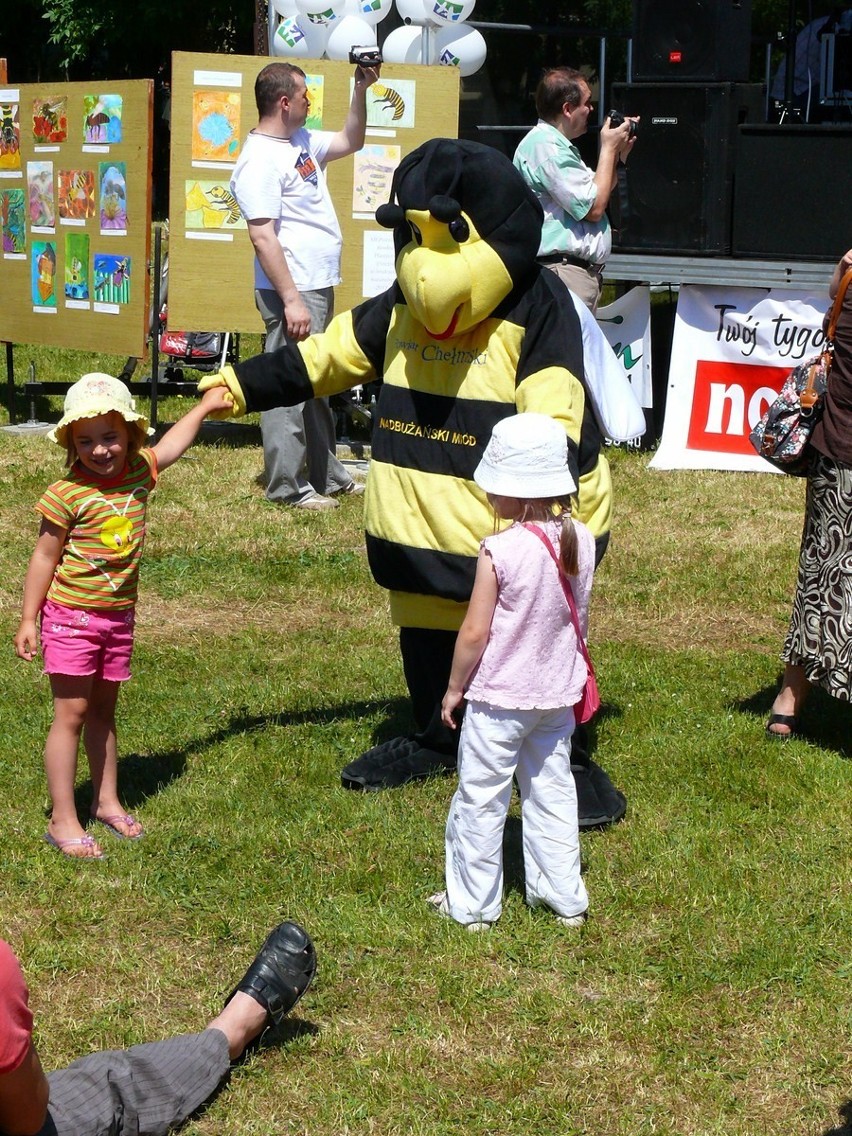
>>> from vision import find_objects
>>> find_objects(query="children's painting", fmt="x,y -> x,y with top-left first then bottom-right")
352,144 -> 400,213
58,169 -> 96,221
1,189 -> 26,254
83,95 -> 123,144
64,232 -> 90,299
94,252 -> 131,304
32,97 -> 68,144
99,162 -> 127,230
27,162 -> 55,229
31,241 -> 57,306
0,103 -> 22,171
191,91 -> 241,163
305,75 -> 324,131
185,180 -> 247,230
365,81 -> 416,129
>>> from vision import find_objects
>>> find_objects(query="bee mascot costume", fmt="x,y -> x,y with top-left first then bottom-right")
201,137 -> 626,828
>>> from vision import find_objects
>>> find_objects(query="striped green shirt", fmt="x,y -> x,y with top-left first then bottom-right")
37,449 -> 158,610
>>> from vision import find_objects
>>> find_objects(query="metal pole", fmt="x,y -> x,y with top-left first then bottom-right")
150,225 -> 162,431
5,341 -> 14,426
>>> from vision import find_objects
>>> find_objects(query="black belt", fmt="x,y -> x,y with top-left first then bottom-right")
538,253 -> 600,271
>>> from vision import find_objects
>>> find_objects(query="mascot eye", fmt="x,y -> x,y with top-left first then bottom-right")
408,221 -> 423,246
449,217 -> 470,243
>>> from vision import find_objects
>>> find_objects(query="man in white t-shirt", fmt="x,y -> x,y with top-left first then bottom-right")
231,60 -> 378,511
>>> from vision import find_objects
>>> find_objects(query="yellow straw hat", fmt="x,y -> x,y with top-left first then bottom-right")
48,373 -> 153,447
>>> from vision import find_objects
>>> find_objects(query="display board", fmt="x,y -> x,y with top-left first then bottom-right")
0,80 -> 153,355
167,51 -> 459,334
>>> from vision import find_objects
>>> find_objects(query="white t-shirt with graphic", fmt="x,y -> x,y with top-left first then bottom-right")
230,127 -> 342,292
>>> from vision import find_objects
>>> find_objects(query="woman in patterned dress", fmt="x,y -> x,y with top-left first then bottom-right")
767,249 -> 852,737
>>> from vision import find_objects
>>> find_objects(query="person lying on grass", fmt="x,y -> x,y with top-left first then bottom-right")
0,921 -> 315,1136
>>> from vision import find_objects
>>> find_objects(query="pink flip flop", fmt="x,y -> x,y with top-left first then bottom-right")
44,832 -> 104,859
91,813 -> 145,840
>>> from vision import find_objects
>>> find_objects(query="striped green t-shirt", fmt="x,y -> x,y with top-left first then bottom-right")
37,449 -> 158,610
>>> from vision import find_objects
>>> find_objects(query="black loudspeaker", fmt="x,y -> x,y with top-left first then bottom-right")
610,82 -> 764,254
632,0 -> 753,83
733,125 -> 852,259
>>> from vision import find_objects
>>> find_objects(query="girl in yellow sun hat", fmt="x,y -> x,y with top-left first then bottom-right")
13,373 -> 232,858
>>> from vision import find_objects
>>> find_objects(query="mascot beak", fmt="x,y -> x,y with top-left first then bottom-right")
396,208 -> 513,340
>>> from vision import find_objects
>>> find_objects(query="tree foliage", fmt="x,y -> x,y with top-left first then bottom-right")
1,0 -> 255,82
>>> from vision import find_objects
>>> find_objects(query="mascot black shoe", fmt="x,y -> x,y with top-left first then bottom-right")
200,138 -> 626,828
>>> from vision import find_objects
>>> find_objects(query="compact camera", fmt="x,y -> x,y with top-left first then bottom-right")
608,109 -> 638,138
349,46 -> 383,67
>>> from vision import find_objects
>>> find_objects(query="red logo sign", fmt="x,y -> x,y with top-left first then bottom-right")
686,360 -> 790,454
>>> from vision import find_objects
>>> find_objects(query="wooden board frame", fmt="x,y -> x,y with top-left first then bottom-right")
167,50 -> 459,334
0,79 -> 153,356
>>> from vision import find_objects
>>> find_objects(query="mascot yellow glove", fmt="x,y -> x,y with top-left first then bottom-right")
197,366 -> 247,418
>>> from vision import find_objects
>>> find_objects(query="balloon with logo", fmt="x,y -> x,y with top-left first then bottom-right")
325,14 -> 378,59
271,0 -> 299,16
271,16 -> 322,56
381,24 -> 429,63
424,0 -> 475,25
434,24 -> 486,76
295,0 -> 344,35
352,0 -> 394,25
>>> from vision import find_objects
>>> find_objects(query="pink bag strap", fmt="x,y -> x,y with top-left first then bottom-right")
525,523 -> 593,671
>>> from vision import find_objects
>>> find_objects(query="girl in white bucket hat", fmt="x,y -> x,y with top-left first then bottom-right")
13,373 -> 233,858
428,413 -> 593,930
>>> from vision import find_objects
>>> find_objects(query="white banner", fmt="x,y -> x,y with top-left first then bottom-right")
597,285 -> 653,410
650,284 -> 831,471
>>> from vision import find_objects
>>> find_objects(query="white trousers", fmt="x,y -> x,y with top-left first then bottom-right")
444,702 -> 588,925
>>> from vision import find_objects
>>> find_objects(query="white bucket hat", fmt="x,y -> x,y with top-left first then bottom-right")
474,413 -> 577,498
48,373 -> 153,447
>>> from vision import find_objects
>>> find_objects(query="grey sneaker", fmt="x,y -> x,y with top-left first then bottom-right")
334,481 -> 365,497
292,493 -> 338,511
554,911 -> 588,928
427,890 -> 493,932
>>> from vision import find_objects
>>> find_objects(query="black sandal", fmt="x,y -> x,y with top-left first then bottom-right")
226,921 -> 317,1025
765,713 -> 798,740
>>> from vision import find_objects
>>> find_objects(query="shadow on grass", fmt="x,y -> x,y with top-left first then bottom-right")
823,1100 -> 852,1136
70,697 -> 414,814
734,678 -> 851,759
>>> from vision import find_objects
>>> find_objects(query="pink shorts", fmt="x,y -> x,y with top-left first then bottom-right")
40,599 -> 135,682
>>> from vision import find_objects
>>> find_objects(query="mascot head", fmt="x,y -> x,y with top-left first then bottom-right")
375,138 -> 543,340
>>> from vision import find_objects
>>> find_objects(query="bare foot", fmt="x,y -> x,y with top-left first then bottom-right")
207,991 -> 269,1060
45,819 -> 104,859
90,809 -> 144,839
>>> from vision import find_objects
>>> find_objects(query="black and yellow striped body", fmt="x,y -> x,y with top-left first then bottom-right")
233,268 -> 611,632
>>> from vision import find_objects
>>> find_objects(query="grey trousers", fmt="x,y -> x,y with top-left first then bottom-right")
255,287 -> 352,504
543,260 -> 603,313
38,1029 -> 230,1136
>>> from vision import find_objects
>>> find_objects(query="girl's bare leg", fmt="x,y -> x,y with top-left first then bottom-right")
86,678 -> 142,837
45,674 -> 103,857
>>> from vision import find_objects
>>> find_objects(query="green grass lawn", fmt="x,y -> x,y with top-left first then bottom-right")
1,388 -> 850,1135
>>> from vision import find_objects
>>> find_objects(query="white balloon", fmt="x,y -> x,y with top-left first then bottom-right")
325,14 -> 377,59
381,24 -> 426,63
270,0 -> 298,16
271,17 -> 314,55
424,0 -> 475,25
295,0 -> 343,28
352,0 -> 394,25
394,0 -> 427,25
434,24 -> 486,76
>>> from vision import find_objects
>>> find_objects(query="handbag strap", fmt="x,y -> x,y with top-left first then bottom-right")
827,267 -> 852,342
525,523 -> 593,670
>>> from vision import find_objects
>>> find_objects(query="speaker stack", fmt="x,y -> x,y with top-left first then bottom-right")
612,0 -> 762,255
